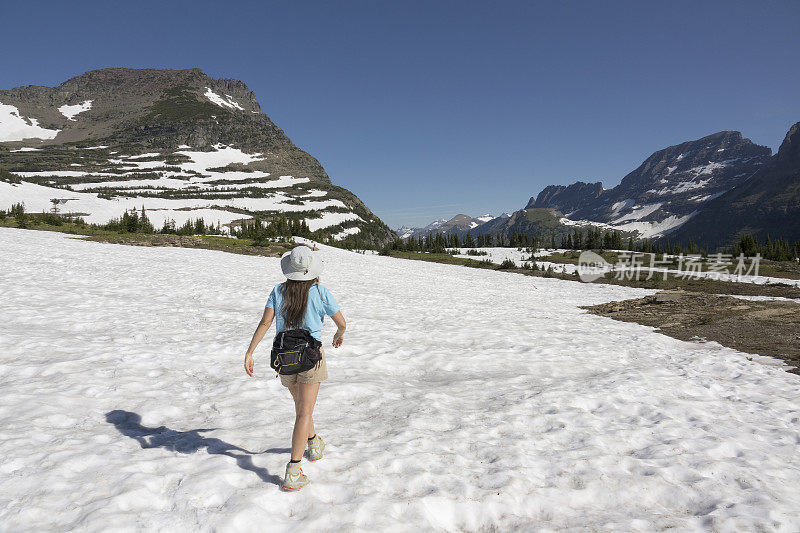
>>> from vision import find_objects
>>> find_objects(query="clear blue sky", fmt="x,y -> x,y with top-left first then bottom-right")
2,1 -> 798,228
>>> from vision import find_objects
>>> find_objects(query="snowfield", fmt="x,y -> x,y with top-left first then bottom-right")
1,228 -> 800,532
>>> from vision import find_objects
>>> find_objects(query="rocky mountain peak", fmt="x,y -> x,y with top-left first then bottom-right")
529,130 -> 772,238
396,212 -> 496,240
615,130 -> 770,194
776,121 -> 800,166
527,181 -> 604,212
666,121 -> 800,247
0,68 -> 395,246
0,67 -> 324,179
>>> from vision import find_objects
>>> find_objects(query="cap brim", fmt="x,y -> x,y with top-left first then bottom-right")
280,252 -> 324,281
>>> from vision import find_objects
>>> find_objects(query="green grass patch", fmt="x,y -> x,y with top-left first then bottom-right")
383,250 -> 499,269
0,216 -> 296,257
199,235 -> 254,247
145,85 -> 226,122
756,262 -> 800,280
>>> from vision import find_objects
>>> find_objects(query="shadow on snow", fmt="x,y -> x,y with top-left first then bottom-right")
105,409 -> 287,486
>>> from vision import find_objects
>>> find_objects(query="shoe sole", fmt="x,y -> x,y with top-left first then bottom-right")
281,484 -> 307,491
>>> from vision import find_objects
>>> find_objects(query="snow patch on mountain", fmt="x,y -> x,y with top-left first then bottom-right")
649,178 -> 712,196
688,158 -> 740,177
610,199 -> 635,217
9,147 -> 41,152
614,211 -> 696,237
306,212 -> 363,232
611,203 -> 662,224
0,102 -> 60,142
176,144 -> 264,173
67,175 -> 309,192
0,180 -> 347,230
331,226 -> 361,240
299,189 -> 328,198
561,208 -> 694,238
204,88 -> 244,111
688,191 -> 724,203
58,100 -> 93,121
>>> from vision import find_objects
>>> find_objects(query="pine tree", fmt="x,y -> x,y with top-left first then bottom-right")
464,231 -> 475,248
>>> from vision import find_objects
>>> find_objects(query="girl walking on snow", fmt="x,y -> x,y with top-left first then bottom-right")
244,245 -> 346,491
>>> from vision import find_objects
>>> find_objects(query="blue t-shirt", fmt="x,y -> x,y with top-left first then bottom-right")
266,283 -> 340,341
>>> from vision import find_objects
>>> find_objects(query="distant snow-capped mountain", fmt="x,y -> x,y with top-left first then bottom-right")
396,213 -> 494,240
401,127 -> 799,249
528,131 -> 772,238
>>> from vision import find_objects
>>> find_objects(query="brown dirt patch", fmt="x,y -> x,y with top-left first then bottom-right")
582,289 -> 800,374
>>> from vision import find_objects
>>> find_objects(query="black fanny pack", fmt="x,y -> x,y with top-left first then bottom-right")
270,329 -> 323,375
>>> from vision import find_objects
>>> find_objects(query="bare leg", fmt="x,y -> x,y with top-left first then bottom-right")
288,383 -> 316,439
289,382 -> 320,461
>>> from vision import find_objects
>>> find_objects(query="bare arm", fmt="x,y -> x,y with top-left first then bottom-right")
331,310 -> 346,348
244,307 -> 274,377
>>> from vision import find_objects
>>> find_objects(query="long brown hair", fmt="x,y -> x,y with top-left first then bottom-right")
280,277 -> 319,329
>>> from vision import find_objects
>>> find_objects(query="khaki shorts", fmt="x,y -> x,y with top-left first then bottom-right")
280,347 -> 328,387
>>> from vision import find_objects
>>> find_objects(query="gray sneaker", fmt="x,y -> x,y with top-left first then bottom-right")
281,462 -> 309,491
307,435 -> 325,462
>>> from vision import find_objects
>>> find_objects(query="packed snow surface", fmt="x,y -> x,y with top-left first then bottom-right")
0,102 -> 60,142
58,100 -> 93,121
1,228 -> 800,531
